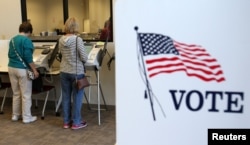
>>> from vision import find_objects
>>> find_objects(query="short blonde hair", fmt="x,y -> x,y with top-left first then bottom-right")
64,17 -> 79,34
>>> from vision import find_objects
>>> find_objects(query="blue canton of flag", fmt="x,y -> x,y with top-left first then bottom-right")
139,33 -> 179,56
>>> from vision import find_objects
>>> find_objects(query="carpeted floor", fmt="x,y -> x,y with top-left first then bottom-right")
0,98 -> 116,145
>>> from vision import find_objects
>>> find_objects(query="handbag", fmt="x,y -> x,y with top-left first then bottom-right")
76,77 -> 90,90
27,69 -> 35,80
27,70 -> 35,80
75,36 -> 90,90
11,39 -> 35,80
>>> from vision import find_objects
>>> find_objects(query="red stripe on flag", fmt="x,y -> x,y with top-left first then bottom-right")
144,41 -> 225,82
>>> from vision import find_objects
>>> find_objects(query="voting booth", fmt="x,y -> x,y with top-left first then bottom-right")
32,37 -> 108,124
0,37 -> 108,121
33,42 -> 58,72
115,0 -> 250,145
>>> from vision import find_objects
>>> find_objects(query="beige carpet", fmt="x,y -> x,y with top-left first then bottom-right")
0,99 -> 116,145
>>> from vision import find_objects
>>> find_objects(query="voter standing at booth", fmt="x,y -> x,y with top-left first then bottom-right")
8,22 -> 39,123
59,17 -> 88,130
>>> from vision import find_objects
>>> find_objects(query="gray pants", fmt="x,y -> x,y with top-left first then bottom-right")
8,67 -> 33,120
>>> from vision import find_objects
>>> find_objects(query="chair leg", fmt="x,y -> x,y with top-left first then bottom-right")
0,88 -> 8,114
55,89 -> 62,116
41,91 -> 50,120
53,88 -> 57,110
35,97 -> 38,109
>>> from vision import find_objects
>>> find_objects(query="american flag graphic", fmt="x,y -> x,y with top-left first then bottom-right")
138,33 -> 225,82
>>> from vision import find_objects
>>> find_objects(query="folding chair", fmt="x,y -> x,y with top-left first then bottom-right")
0,82 -> 12,114
32,85 -> 57,120
0,79 -> 57,119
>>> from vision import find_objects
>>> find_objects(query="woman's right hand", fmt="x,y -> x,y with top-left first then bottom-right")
33,69 -> 39,79
29,62 -> 39,79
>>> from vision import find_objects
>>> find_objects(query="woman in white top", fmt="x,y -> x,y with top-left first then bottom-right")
59,17 -> 88,130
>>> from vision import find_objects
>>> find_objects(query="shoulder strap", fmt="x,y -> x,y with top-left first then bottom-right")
11,39 -> 28,68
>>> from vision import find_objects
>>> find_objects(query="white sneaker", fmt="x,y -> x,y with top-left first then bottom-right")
23,116 -> 37,124
12,115 -> 21,121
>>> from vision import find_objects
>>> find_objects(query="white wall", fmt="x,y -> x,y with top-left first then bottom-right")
0,0 -> 21,39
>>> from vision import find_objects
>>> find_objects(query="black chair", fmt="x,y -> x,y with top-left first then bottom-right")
32,85 -> 57,120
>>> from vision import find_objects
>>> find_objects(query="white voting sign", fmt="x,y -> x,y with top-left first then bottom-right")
115,0 -> 250,145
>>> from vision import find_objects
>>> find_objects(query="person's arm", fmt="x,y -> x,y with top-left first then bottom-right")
29,62 -> 39,79
77,37 -> 88,63
23,38 -> 39,79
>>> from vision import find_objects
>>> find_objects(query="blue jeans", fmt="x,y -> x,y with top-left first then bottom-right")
60,72 -> 85,125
